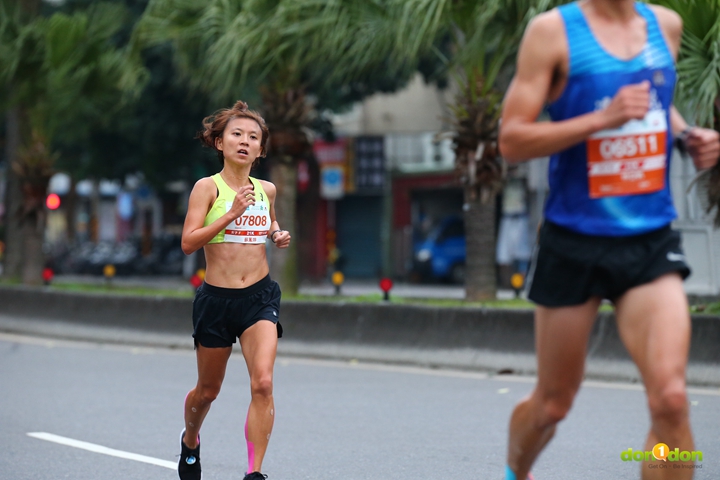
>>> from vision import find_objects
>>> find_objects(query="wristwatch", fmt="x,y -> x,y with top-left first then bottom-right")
675,127 -> 693,155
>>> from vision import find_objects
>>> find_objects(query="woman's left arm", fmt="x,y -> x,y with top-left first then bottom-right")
263,181 -> 291,248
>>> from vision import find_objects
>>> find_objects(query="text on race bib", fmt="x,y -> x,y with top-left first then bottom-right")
223,201 -> 271,244
586,110 -> 667,199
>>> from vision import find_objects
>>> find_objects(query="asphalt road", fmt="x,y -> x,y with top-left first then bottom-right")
1,332 -> 719,480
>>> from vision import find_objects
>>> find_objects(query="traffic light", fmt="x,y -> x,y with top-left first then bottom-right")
46,193 -> 61,210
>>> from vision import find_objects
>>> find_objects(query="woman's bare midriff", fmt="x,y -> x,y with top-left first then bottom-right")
202,242 -> 270,288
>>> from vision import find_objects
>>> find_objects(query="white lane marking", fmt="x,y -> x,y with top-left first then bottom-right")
27,432 -> 175,469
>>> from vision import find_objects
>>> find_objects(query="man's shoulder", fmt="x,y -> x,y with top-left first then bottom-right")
520,8 -> 567,66
646,4 -> 682,35
526,8 -> 565,41
646,4 -> 682,56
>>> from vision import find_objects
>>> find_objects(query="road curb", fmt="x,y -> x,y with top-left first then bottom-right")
1,286 -> 719,385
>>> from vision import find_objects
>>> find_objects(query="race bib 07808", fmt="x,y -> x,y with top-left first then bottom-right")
223,202 -> 271,244
586,109 -> 667,199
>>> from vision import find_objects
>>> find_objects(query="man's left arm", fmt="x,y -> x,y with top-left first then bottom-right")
654,4 -> 720,170
671,107 -> 720,171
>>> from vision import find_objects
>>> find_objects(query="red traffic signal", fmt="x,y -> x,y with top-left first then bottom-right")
46,193 -> 61,210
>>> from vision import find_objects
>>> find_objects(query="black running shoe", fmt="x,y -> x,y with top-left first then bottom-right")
178,429 -> 201,480
243,472 -> 267,480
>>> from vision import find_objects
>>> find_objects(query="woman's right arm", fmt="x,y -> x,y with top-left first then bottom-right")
181,178 -> 228,254
181,178 -> 258,254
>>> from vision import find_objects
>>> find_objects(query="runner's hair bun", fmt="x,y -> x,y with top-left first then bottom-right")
233,100 -> 249,112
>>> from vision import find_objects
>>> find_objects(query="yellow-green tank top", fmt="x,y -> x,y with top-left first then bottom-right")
204,174 -> 271,244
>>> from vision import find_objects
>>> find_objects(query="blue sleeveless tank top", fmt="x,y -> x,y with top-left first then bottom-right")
545,2 -> 677,236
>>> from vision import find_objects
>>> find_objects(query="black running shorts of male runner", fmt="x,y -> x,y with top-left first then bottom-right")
525,221 -> 691,307
192,275 -> 283,348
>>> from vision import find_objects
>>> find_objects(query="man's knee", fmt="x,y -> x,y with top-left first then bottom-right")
536,390 -> 577,426
649,382 -> 688,425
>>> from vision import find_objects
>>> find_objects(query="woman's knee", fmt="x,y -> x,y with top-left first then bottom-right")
250,373 -> 273,398
195,383 -> 222,404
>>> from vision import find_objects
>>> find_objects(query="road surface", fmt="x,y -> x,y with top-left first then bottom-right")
1,332 -> 718,479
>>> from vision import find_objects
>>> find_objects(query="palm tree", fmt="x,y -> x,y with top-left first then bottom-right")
133,0 -> 416,294
385,0 -> 559,300
0,1 -> 145,284
134,0 -> 307,294
651,0 -> 720,224
0,0 -> 42,282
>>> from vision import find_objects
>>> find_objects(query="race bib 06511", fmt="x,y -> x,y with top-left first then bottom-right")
586,110 -> 667,199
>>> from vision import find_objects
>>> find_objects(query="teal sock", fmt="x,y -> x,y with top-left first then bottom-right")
505,465 -> 517,480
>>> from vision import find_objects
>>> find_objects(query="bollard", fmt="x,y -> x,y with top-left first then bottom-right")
379,277 -> 393,301
103,264 -> 116,288
510,272 -> 524,298
189,274 -> 202,291
42,268 -> 54,286
331,271 -> 344,295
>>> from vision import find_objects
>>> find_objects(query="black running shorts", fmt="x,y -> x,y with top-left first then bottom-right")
526,221 -> 691,307
192,275 -> 283,348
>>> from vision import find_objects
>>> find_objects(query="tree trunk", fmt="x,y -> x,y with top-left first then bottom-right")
13,128 -> 56,285
6,0 -> 48,284
269,158 -> 299,295
463,188 -> 497,301
260,85 -> 310,296
2,107 -> 24,281
21,192 -> 46,285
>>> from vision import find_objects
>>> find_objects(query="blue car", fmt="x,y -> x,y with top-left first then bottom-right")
413,216 -> 466,284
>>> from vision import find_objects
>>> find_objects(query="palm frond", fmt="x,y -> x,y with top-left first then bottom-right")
653,0 -> 720,127
0,0 -> 45,108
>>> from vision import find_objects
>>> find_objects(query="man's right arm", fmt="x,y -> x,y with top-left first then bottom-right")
499,11 -> 649,164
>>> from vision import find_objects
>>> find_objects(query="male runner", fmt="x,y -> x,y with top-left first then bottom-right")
498,1 -> 720,479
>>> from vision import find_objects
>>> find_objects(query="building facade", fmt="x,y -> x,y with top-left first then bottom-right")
319,73 -> 720,295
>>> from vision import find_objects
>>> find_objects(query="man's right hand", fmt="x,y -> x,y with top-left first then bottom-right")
600,81 -> 651,129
